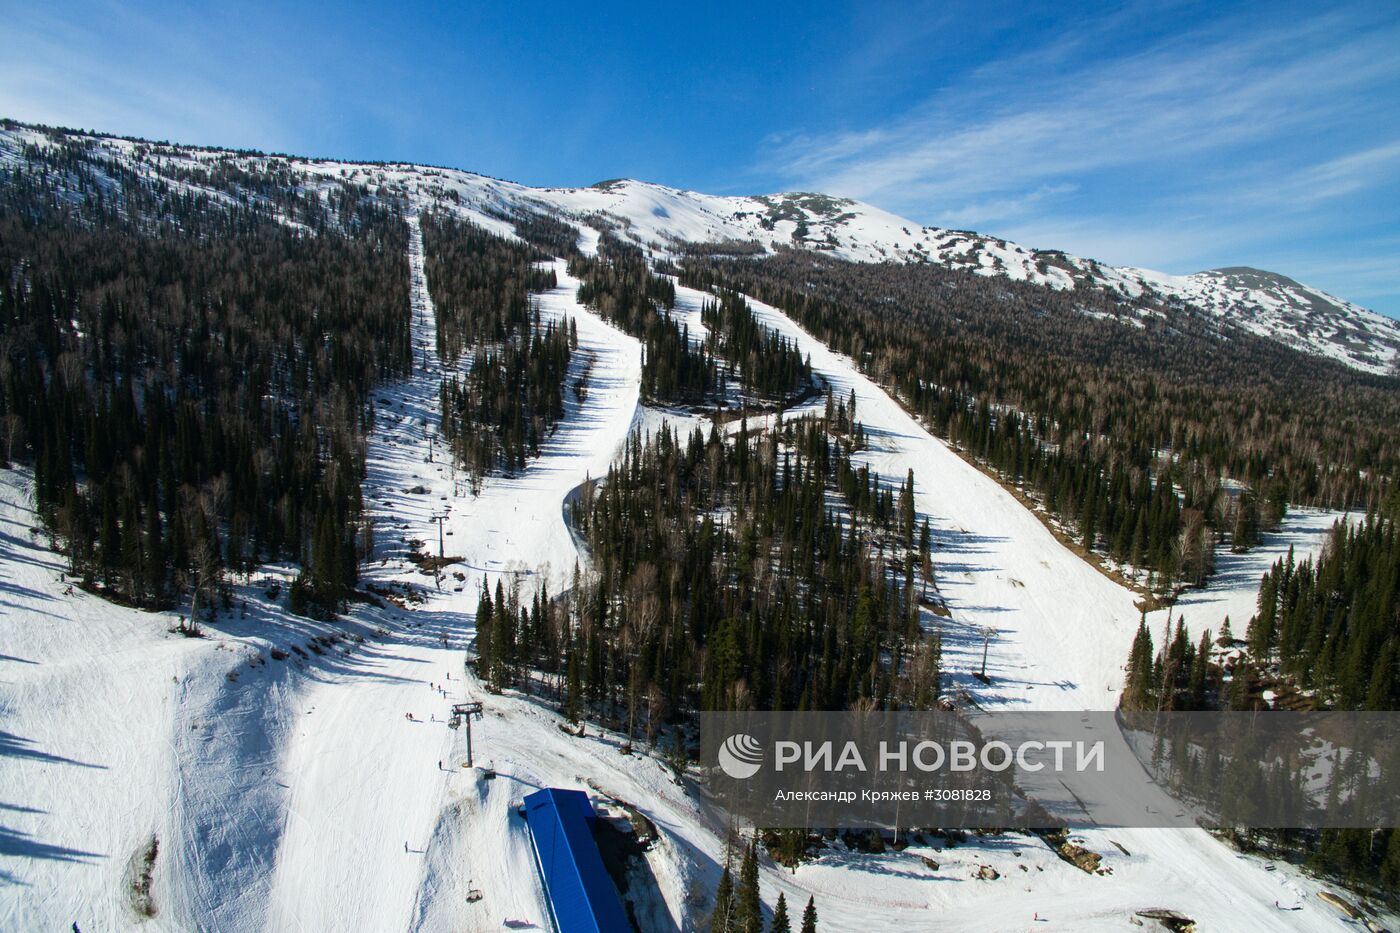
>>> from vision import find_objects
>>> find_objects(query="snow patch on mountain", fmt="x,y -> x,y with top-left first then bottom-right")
4,121 -> 1395,375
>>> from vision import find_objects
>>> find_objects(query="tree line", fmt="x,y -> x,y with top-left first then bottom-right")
701,289 -> 812,404
572,235 -> 812,407
474,410 -> 940,740
420,210 -> 558,363
440,313 -> 577,478
1,136 -> 411,619
677,251 -> 1398,592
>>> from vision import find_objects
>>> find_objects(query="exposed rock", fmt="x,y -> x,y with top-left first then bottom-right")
1135,908 -> 1196,932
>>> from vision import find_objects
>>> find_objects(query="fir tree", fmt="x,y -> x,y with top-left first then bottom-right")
711,862 -> 735,933
770,893 -> 791,933
736,838 -> 762,933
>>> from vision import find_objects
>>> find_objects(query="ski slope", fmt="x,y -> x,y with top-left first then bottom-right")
680,282 -> 1146,711
264,215 -> 652,930
0,215 -> 655,930
0,207 -> 1369,931
695,284 -> 1360,931
0,465 -> 362,929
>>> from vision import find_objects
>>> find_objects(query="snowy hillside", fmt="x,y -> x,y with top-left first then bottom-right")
0,204 -> 1369,931
1107,265 -> 1400,375
3,120 -> 1396,376
2,118 -> 1394,931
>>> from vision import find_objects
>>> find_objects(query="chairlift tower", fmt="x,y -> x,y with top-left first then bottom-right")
430,512 -> 448,560
449,701 -> 485,768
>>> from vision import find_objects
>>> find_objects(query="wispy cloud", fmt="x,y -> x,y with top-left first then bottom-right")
1228,141 -> 1400,210
936,184 -> 1078,228
761,4 -> 1400,311
771,10 -> 1398,209
0,2 -> 291,149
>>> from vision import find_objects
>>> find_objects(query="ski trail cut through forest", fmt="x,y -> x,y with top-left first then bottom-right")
264,215 -> 642,930
670,280 -> 1352,931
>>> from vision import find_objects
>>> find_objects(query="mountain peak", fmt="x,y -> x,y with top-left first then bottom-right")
4,119 -> 1394,376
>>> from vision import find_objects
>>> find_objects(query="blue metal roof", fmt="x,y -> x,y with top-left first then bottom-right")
523,788 -> 631,933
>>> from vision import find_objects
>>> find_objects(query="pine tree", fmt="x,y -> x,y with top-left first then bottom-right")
770,893 -> 791,933
1232,492 -> 1260,552
736,838 -> 762,933
1381,828 -> 1400,892
800,896 -> 818,933
1122,618 -> 1155,711
712,860 -> 735,932
899,468 -> 916,547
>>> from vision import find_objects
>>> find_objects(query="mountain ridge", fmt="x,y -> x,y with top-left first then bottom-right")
4,119 -> 1396,376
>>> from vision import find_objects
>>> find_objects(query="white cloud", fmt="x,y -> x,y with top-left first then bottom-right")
0,3 -> 290,149
759,6 -> 1400,312
767,11 -> 1400,213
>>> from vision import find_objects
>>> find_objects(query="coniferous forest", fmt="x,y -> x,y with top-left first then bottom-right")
1,137 -> 410,619
1120,508 -> 1400,715
420,210 -> 558,362
572,235 -> 813,407
422,210 -> 578,481
1245,514 -> 1399,710
475,407 -> 940,740
700,289 -> 813,404
1116,505 -> 1400,894
572,234 -> 715,404
679,251 -> 1399,593
440,315 -> 576,478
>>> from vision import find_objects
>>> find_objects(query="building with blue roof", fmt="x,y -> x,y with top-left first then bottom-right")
522,787 -> 631,933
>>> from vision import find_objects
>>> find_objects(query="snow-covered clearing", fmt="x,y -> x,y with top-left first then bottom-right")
1143,507 -> 1349,645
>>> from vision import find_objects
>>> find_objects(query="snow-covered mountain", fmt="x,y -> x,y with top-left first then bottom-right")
3,119 -> 1392,931
1103,264 -> 1400,375
4,121 -> 1397,375
546,182 -> 1400,375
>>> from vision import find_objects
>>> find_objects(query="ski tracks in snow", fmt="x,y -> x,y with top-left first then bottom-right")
263,216 -> 642,931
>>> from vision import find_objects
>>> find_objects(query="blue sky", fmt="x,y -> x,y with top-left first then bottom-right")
3,0 -> 1399,316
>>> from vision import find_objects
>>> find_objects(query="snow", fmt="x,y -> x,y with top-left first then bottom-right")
0,137 -> 1382,929
265,215 -> 650,931
1115,265 -> 1400,375
7,122 -> 1394,375
0,468 -> 328,929
1142,507 -> 1349,647
701,287 -> 1362,931
0,213 -> 656,930
728,290 -> 1141,710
